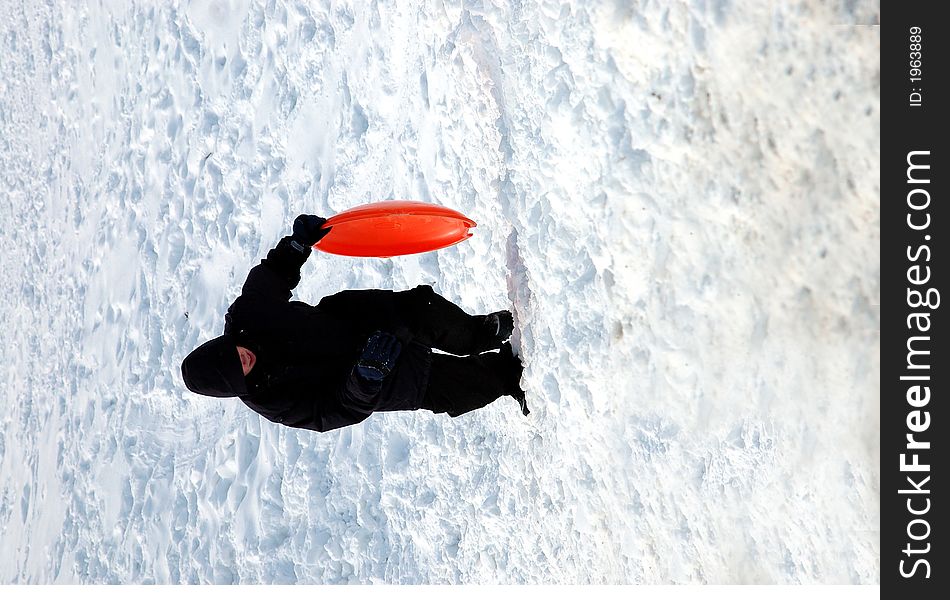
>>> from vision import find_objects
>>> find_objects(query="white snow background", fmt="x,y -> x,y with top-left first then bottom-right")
0,0 -> 879,585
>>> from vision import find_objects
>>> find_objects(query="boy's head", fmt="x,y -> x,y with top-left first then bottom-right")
181,336 -> 255,397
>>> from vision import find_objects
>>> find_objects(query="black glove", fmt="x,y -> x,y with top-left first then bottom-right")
354,331 -> 402,383
292,214 -> 332,248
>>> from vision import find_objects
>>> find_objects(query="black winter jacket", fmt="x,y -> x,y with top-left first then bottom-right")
225,236 -> 434,432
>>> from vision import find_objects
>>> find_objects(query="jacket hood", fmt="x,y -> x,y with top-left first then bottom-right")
181,335 -> 248,397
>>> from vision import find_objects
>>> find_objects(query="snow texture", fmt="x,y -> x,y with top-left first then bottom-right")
0,0 -> 879,585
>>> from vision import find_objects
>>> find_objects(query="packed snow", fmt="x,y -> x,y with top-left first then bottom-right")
0,0 -> 879,584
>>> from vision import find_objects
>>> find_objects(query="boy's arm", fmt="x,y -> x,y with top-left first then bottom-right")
240,215 -> 331,302
240,236 -> 312,302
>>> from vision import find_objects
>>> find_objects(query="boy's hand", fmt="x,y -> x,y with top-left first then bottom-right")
292,214 -> 332,247
355,331 -> 402,382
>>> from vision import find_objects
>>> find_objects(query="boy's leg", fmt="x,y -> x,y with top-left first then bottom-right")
422,350 -> 523,417
411,290 -> 512,356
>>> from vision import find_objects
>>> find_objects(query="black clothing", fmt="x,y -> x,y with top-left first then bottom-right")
183,235 -> 521,432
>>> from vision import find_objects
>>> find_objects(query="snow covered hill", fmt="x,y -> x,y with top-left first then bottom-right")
0,0 -> 879,584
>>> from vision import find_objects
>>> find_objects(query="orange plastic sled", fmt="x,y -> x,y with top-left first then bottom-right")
313,201 -> 477,258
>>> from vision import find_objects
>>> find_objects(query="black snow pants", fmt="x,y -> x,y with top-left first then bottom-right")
411,292 -> 519,417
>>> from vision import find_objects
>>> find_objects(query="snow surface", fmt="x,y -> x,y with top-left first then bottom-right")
0,0 -> 879,585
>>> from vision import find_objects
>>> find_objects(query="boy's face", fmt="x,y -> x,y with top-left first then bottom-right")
236,346 -> 256,376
